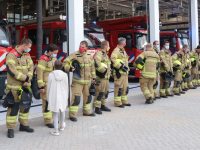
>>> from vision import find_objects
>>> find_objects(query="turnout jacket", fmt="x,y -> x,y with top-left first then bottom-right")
37,52 -> 57,89
171,52 -> 187,72
63,50 -> 96,84
190,49 -> 200,68
94,50 -> 111,80
159,48 -> 173,74
110,46 -> 129,76
134,49 -> 160,79
6,46 -> 33,90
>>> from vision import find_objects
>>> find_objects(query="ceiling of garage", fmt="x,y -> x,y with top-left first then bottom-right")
4,0 -> 200,32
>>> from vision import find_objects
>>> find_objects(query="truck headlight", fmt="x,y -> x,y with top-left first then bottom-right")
5,79 -> 7,85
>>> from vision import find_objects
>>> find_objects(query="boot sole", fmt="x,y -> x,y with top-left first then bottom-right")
19,129 -> 34,133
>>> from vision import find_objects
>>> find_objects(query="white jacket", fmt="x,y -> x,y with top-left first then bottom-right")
47,70 -> 69,112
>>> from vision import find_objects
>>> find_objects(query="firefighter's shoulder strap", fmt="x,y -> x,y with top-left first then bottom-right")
9,49 -> 21,58
39,54 -> 50,61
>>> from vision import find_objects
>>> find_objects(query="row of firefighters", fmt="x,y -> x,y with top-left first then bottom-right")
3,37 -> 200,138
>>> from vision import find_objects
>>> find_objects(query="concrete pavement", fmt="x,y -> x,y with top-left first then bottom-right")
0,87 -> 200,150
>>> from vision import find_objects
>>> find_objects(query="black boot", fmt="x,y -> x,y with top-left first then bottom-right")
182,89 -> 187,91
180,91 -> 185,94
7,129 -> 14,138
101,105 -> 111,112
95,107 -> 102,114
124,103 -> 131,106
46,123 -> 54,128
155,97 -> 161,99
167,94 -> 174,97
160,95 -> 168,98
70,117 -> 77,122
145,97 -> 153,104
175,93 -> 181,96
19,124 -> 34,133
117,105 -> 125,108
190,86 -> 196,89
83,113 -> 96,116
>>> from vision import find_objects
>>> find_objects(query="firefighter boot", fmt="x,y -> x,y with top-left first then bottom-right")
19,124 -> 34,132
95,107 -> 102,115
145,97 -> 153,104
101,105 -> 111,112
83,113 -> 96,116
70,117 -> 77,122
46,124 -> 54,128
7,129 -> 14,138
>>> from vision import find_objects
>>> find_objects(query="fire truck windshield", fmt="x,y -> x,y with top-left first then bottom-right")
84,33 -> 105,48
0,24 -> 10,47
135,33 -> 148,50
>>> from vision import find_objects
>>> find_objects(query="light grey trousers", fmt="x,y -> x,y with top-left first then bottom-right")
53,111 -> 65,129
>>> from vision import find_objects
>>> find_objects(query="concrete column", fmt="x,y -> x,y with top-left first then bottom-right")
21,0 -> 23,22
190,0 -> 199,50
49,0 -> 53,14
131,3 -> 135,17
149,0 -> 160,45
68,0 -> 84,108
96,0 -> 99,21
0,0 -> 7,17
113,11 -> 115,19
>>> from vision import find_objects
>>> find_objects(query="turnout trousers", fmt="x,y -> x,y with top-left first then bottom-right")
93,79 -> 109,108
191,67 -> 198,86
186,69 -> 194,88
69,82 -> 92,118
40,85 -> 53,124
6,90 -> 30,129
139,77 -> 156,100
173,71 -> 182,94
153,72 -> 159,98
159,75 -> 172,96
114,75 -> 129,106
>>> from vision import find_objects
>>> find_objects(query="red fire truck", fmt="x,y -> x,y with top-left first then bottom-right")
0,16 -> 14,99
96,15 -> 148,78
96,15 -> 187,79
12,15 -> 105,70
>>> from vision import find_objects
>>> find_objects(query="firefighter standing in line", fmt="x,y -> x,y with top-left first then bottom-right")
37,44 -> 59,128
111,37 -> 131,108
171,49 -> 186,96
134,43 -> 160,104
63,41 -> 96,122
190,45 -> 200,88
159,41 -> 174,98
152,40 -> 161,100
6,38 -> 34,138
93,40 -> 111,114
182,45 -> 196,90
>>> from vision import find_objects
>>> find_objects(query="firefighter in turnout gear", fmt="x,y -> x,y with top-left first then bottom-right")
93,41 -> 111,114
152,40 -> 161,100
37,44 -> 59,128
111,37 -> 131,108
171,49 -> 187,96
134,43 -> 160,104
63,41 -> 96,122
159,41 -> 174,98
5,38 -> 34,138
189,45 -> 200,88
182,45 -> 195,90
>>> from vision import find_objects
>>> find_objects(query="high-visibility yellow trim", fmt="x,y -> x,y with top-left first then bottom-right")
160,89 -> 166,93
121,95 -> 127,100
45,67 -> 53,71
69,106 -> 79,112
83,104 -> 91,110
16,66 -> 30,69
28,72 -> 33,76
37,64 -> 46,70
16,72 -> 22,79
37,80 -> 43,83
43,111 -> 52,118
29,60 -> 33,65
143,90 -> 150,95
6,84 -> 21,89
173,88 -> 179,91
166,88 -> 170,92
146,59 -> 157,63
114,97 -> 121,101
6,59 -> 16,64
72,78 -> 91,83
94,100 -> 101,104
6,116 -> 17,123
91,72 -> 95,75
95,55 -> 101,60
